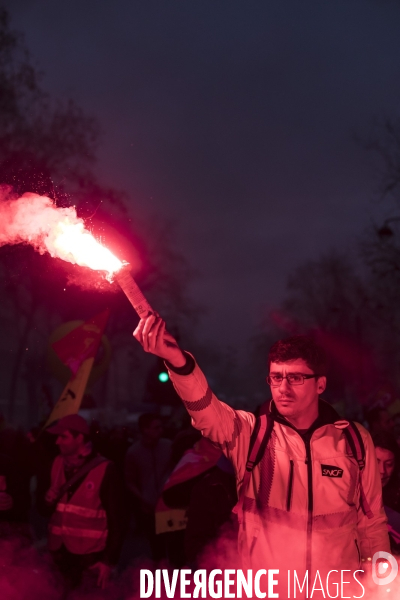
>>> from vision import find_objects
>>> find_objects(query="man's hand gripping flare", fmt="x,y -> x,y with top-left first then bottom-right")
133,313 -> 186,368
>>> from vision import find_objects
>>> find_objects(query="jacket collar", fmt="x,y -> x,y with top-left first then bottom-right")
268,398 -> 343,436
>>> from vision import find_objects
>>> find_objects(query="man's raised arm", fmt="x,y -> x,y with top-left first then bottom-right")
133,314 -> 255,482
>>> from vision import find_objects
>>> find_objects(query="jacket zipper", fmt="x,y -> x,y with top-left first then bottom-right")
286,460 -> 294,511
304,438 -> 313,575
355,539 -> 361,568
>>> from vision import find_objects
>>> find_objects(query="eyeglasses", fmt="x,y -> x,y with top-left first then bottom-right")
266,373 -> 320,386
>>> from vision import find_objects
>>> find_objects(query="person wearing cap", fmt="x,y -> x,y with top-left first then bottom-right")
45,414 -> 127,590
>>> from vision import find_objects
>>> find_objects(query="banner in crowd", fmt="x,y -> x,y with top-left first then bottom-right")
44,309 -> 110,428
155,437 -> 222,534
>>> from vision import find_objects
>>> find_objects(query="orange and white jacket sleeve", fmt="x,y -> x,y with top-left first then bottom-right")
167,355 -> 255,484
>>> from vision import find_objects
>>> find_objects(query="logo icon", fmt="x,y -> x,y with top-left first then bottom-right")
321,464 -> 344,478
372,551 -> 398,586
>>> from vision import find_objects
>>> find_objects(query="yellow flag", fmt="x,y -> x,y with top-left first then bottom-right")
44,310 -> 109,429
43,357 -> 95,429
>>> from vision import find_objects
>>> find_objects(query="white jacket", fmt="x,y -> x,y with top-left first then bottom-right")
168,359 -> 390,574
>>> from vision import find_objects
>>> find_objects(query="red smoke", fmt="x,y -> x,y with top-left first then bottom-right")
0,538 -> 61,600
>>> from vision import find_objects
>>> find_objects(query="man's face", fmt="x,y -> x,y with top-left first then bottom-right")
375,446 -> 395,487
269,359 -> 326,421
56,429 -> 84,456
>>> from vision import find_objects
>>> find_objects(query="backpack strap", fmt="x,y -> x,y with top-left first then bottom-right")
341,421 -> 373,519
232,413 -> 274,524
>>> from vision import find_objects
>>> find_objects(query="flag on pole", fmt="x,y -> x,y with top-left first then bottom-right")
155,438 -> 222,534
44,310 -> 109,428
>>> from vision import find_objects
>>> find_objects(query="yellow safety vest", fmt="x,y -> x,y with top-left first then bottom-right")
48,455 -> 109,555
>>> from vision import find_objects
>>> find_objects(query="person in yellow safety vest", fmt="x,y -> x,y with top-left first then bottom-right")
45,414 -> 127,591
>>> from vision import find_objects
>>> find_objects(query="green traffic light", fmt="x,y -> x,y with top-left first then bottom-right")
158,371 -> 169,383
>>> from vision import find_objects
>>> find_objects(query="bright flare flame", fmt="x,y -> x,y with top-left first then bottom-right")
0,190 -> 124,277
51,221 -> 123,275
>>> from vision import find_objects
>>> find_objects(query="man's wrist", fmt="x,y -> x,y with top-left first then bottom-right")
165,351 -> 195,375
166,351 -> 187,369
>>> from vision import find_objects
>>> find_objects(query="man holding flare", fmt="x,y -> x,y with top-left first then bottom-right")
133,313 -> 390,580
0,190 -> 390,587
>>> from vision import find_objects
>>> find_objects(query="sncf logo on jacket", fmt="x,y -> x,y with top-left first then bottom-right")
321,464 -> 344,478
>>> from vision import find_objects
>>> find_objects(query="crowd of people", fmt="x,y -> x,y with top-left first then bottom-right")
0,408 -> 238,595
1,334 -> 400,595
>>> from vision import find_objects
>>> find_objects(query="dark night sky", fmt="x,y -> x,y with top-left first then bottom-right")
3,0 -> 400,355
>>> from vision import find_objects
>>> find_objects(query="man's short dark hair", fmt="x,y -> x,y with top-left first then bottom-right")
372,431 -> 398,456
372,431 -> 400,473
138,413 -> 161,433
268,335 -> 327,376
